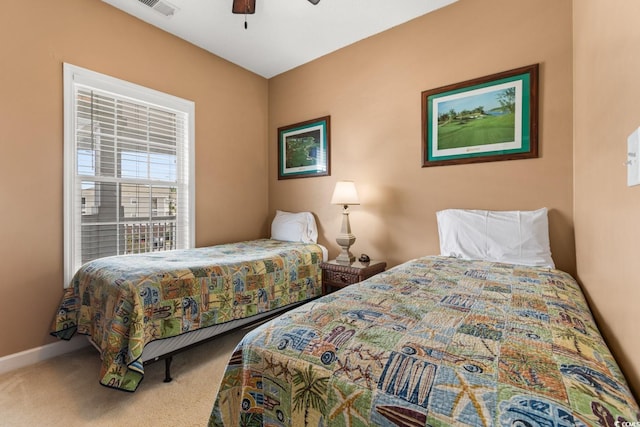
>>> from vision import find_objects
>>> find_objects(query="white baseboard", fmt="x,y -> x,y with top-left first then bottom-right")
0,337 -> 90,376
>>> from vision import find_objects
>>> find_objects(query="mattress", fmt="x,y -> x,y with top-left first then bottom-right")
140,303 -> 301,363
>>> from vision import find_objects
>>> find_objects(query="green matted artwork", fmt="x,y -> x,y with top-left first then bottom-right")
278,116 -> 330,179
421,64 -> 539,167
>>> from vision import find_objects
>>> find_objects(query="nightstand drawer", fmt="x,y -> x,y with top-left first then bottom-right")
320,260 -> 386,294
325,269 -> 359,286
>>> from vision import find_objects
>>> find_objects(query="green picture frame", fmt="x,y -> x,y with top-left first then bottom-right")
422,64 -> 539,167
278,116 -> 331,179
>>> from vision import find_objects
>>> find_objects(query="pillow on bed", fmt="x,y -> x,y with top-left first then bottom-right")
436,208 -> 555,268
271,210 -> 319,243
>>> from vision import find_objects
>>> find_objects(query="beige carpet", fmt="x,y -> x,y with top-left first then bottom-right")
0,327 -> 250,427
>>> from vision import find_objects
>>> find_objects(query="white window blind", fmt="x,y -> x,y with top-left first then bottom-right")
64,64 -> 195,286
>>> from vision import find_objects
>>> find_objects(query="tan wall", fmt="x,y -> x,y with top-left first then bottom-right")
574,1 -> 640,397
0,0 -> 268,356
269,0 -> 575,274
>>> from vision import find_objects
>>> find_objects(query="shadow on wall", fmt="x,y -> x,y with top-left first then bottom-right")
579,288 -> 640,402
548,208 -> 576,276
364,184 -> 401,262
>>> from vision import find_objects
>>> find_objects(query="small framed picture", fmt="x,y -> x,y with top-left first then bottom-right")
422,64 -> 539,167
278,116 -> 330,179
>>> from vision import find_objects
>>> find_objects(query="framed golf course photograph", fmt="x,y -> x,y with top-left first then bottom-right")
421,64 -> 538,167
278,116 -> 331,179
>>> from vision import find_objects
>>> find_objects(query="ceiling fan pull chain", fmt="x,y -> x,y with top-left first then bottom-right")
244,0 -> 249,29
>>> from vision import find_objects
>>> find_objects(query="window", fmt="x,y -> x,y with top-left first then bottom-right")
64,64 -> 195,286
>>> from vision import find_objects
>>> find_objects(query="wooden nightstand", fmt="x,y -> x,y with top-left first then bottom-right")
321,259 -> 387,294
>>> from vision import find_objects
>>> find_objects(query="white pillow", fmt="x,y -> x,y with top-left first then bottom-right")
436,208 -> 555,268
270,210 -> 318,243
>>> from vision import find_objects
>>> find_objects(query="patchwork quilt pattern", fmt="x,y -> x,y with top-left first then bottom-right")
209,256 -> 639,426
51,239 -> 323,391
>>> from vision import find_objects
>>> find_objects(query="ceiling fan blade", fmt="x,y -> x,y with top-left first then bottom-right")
232,0 -> 255,14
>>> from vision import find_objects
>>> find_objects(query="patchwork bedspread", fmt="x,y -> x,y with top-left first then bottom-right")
51,239 -> 323,392
209,256 -> 639,426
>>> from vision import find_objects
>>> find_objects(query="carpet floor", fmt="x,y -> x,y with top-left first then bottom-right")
0,327 -> 250,427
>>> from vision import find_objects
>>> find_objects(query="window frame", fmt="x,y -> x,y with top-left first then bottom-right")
63,63 -> 195,287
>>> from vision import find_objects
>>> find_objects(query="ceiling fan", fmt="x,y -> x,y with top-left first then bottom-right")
232,0 -> 320,22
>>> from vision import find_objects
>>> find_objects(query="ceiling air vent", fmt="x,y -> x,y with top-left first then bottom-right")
137,0 -> 178,17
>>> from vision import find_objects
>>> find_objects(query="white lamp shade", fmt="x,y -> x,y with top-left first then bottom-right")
331,181 -> 360,205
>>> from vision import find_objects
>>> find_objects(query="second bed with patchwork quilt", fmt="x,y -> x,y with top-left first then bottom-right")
209,256 -> 639,426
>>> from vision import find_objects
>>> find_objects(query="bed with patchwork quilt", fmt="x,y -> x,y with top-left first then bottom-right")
51,238 -> 324,392
208,256 -> 639,426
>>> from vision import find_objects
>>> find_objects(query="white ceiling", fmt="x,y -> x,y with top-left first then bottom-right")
101,0 -> 458,78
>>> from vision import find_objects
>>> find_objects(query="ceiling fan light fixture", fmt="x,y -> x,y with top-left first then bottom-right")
308,0 -> 320,4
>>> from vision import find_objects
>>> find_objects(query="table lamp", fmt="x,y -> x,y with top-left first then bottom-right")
330,181 -> 360,264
